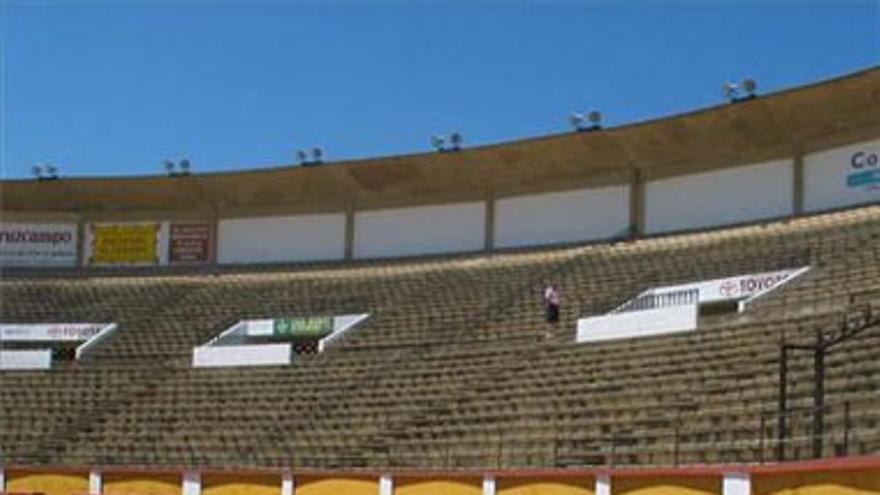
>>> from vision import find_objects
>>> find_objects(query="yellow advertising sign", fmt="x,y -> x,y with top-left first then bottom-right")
91,223 -> 159,265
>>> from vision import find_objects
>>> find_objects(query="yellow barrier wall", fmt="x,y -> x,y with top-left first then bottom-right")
394,477 -> 483,495
202,473 -> 280,495
753,468 -> 880,495
6,470 -> 89,495
498,476 -> 595,495
295,476 -> 377,495
103,472 -> 180,495
613,476 -> 720,495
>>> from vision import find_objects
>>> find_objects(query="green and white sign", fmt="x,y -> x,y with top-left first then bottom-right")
272,316 -> 334,338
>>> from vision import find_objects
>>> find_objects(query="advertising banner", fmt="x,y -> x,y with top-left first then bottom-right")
650,268 -> 803,304
170,223 -> 211,263
89,222 -> 160,265
0,222 -> 78,267
0,323 -> 106,342
272,317 -> 334,338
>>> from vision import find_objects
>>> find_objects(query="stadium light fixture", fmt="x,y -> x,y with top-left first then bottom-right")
431,135 -> 446,152
179,159 -> 191,175
312,147 -> 323,164
32,164 -> 43,180
725,79 -> 758,103
296,150 -> 309,165
449,132 -> 463,151
587,110 -> 602,130
164,160 -> 176,175
44,164 -> 58,179
569,113 -> 585,132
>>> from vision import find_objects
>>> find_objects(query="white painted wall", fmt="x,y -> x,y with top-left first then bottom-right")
354,202 -> 485,258
494,185 -> 630,248
217,214 -> 346,264
804,139 -> 880,212
192,344 -> 291,368
0,349 -> 53,370
577,304 -> 698,344
645,159 -> 794,234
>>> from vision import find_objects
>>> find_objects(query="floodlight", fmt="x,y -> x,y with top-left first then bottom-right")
724,82 -> 739,101
449,132 -> 463,150
742,78 -> 757,96
45,164 -> 57,177
587,110 -> 602,125
164,160 -> 175,173
180,159 -> 191,173
312,147 -> 323,162
297,150 -> 309,164
431,135 -> 446,151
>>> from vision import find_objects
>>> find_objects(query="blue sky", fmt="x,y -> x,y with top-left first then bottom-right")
1,0 -> 878,179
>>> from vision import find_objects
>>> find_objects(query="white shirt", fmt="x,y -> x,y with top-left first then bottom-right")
544,286 -> 560,306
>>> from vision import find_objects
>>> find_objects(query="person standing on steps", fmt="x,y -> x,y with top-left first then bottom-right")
543,284 -> 561,338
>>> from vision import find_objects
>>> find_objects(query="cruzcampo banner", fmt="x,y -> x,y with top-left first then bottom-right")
90,223 -> 160,265
273,317 -> 334,338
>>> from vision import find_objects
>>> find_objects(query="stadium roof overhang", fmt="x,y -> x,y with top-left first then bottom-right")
2,66 -> 878,218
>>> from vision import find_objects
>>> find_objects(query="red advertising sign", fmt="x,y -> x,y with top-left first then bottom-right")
170,223 -> 211,263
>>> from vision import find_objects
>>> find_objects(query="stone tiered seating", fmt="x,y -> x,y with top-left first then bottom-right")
0,205 -> 877,469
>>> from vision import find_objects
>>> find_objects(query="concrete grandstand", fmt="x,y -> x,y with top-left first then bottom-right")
0,67 -> 879,495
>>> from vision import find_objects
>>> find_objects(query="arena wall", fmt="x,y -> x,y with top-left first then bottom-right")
217,214 -> 346,264
803,139 -> 880,213
353,202 -> 486,258
4,470 -> 88,495
644,159 -> 793,234
494,186 -> 630,248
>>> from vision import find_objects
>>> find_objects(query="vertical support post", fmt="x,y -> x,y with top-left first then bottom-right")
483,474 -> 496,495
182,470 -> 201,495
89,469 -> 102,495
777,344 -> 788,462
759,414 -> 766,464
673,426 -> 680,466
813,332 -> 826,459
281,472 -> 294,495
792,150 -> 805,216
484,195 -> 496,252
844,401 -> 851,456
630,168 -> 645,237
76,215 -> 87,270
0,465 -> 5,493
379,474 -> 394,495
595,473 -> 611,495
722,472 -> 751,495
344,203 -> 356,260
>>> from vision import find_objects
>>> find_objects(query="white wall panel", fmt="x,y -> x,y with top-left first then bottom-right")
217,214 -> 345,264
494,185 -> 630,248
804,139 -> 880,212
645,159 -> 793,234
354,202 -> 485,258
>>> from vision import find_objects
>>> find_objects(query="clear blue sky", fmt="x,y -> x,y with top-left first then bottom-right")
1,0 -> 878,179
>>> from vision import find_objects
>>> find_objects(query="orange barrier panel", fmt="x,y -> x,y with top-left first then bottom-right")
102,471 -> 180,495
613,476 -> 720,495
394,477 -> 483,495
497,476 -> 595,495
753,468 -> 880,495
5,470 -> 88,495
202,472 -> 281,495
295,475 -> 377,495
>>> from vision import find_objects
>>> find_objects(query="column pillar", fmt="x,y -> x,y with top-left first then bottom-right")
345,204 -> 356,260
379,473 -> 394,495
793,151 -> 805,216
0,465 -> 6,492
182,470 -> 201,495
484,195 -> 496,252
282,472 -> 294,495
89,469 -> 102,495
630,168 -> 645,237
482,474 -> 496,495
595,473 -> 611,495
723,472 -> 751,495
